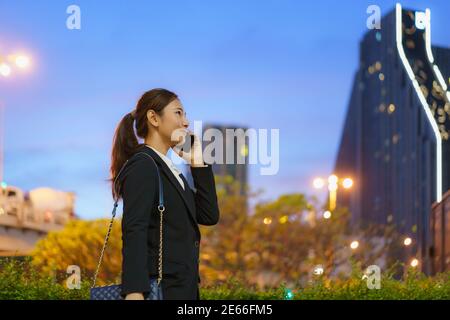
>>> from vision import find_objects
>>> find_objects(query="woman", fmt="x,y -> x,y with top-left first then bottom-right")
110,88 -> 220,300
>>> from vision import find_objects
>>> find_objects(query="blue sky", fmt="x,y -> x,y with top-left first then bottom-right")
1,0 -> 449,219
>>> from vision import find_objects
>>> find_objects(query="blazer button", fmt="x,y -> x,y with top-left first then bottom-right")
194,240 -> 199,247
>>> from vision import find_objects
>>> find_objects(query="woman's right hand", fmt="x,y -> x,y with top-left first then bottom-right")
125,292 -> 145,300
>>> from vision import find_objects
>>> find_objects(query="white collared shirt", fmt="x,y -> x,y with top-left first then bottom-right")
146,145 -> 185,190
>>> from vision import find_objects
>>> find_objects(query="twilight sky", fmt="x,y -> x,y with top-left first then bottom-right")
1,0 -> 449,219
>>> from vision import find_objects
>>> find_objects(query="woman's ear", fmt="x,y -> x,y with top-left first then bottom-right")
146,109 -> 159,127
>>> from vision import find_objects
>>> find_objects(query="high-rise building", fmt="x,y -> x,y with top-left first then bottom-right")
185,123 -> 249,198
334,5 -> 450,274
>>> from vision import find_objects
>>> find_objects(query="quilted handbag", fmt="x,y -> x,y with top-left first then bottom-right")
90,152 -> 165,300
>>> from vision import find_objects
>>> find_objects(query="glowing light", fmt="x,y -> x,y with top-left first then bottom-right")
328,175 -> 338,211
396,3 -> 442,202
328,175 -> 338,185
328,183 -> 338,192
350,240 -> 359,250
410,258 -> 419,267
15,55 -> 30,69
313,177 -> 325,189
279,215 -> 288,224
404,237 -> 412,246
284,289 -> 294,300
263,217 -> 272,225
342,178 -> 353,189
375,61 -> 382,70
323,211 -> 331,219
388,104 -> 396,114
379,73 -> 385,81
0,63 -> 11,77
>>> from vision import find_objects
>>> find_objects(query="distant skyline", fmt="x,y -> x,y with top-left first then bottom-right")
1,1 -> 450,219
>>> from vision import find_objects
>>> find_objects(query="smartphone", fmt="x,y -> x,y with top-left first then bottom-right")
179,131 -> 195,153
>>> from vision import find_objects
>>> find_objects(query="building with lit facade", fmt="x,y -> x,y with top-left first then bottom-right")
334,5 -> 450,274
185,123 -> 249,199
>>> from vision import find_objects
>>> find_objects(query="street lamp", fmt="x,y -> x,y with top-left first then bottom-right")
14,55 -> 31,69
342,178 -> 353,189
403,237 -> 412,246
410,258 -> 419,268
0,64 -> 11,77
350,240 -> 359,250
0,53 -> 31,77
313,177 -> 325,189
313,174 -> 353,211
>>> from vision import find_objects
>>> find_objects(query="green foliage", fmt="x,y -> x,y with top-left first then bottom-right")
0,257 -> 448,300
0,257 -> 89,300
9,174 -> 447,300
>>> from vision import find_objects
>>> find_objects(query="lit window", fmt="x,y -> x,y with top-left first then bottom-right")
388,104 -> 396,114
392,134 -> 400,144
375,62 -> 382,70
375,32 -> 382,42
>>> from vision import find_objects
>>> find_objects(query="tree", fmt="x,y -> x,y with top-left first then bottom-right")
31,219 -> 122,286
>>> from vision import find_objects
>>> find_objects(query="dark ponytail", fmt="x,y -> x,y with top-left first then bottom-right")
110,88 -> 178,199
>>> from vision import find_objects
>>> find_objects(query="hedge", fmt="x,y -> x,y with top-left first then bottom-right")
0,257 -> 448,300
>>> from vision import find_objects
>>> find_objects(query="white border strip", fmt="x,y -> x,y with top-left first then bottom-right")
396,3 -> 442,202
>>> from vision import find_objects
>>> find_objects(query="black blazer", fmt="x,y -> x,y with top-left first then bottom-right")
118,145 -> 220,299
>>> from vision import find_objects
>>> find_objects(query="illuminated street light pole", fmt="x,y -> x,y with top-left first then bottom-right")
313,174 -> 353,211
328,175 -> 338,211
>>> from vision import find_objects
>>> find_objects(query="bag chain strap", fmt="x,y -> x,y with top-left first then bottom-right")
91,152 -> 165,289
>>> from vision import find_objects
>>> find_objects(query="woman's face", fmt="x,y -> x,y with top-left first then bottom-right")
156,98 -> 190,147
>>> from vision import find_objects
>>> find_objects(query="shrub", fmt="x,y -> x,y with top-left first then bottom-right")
1,258 -> 448,300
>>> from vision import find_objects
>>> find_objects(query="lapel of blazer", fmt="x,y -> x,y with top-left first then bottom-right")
140,145 -> 197,225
